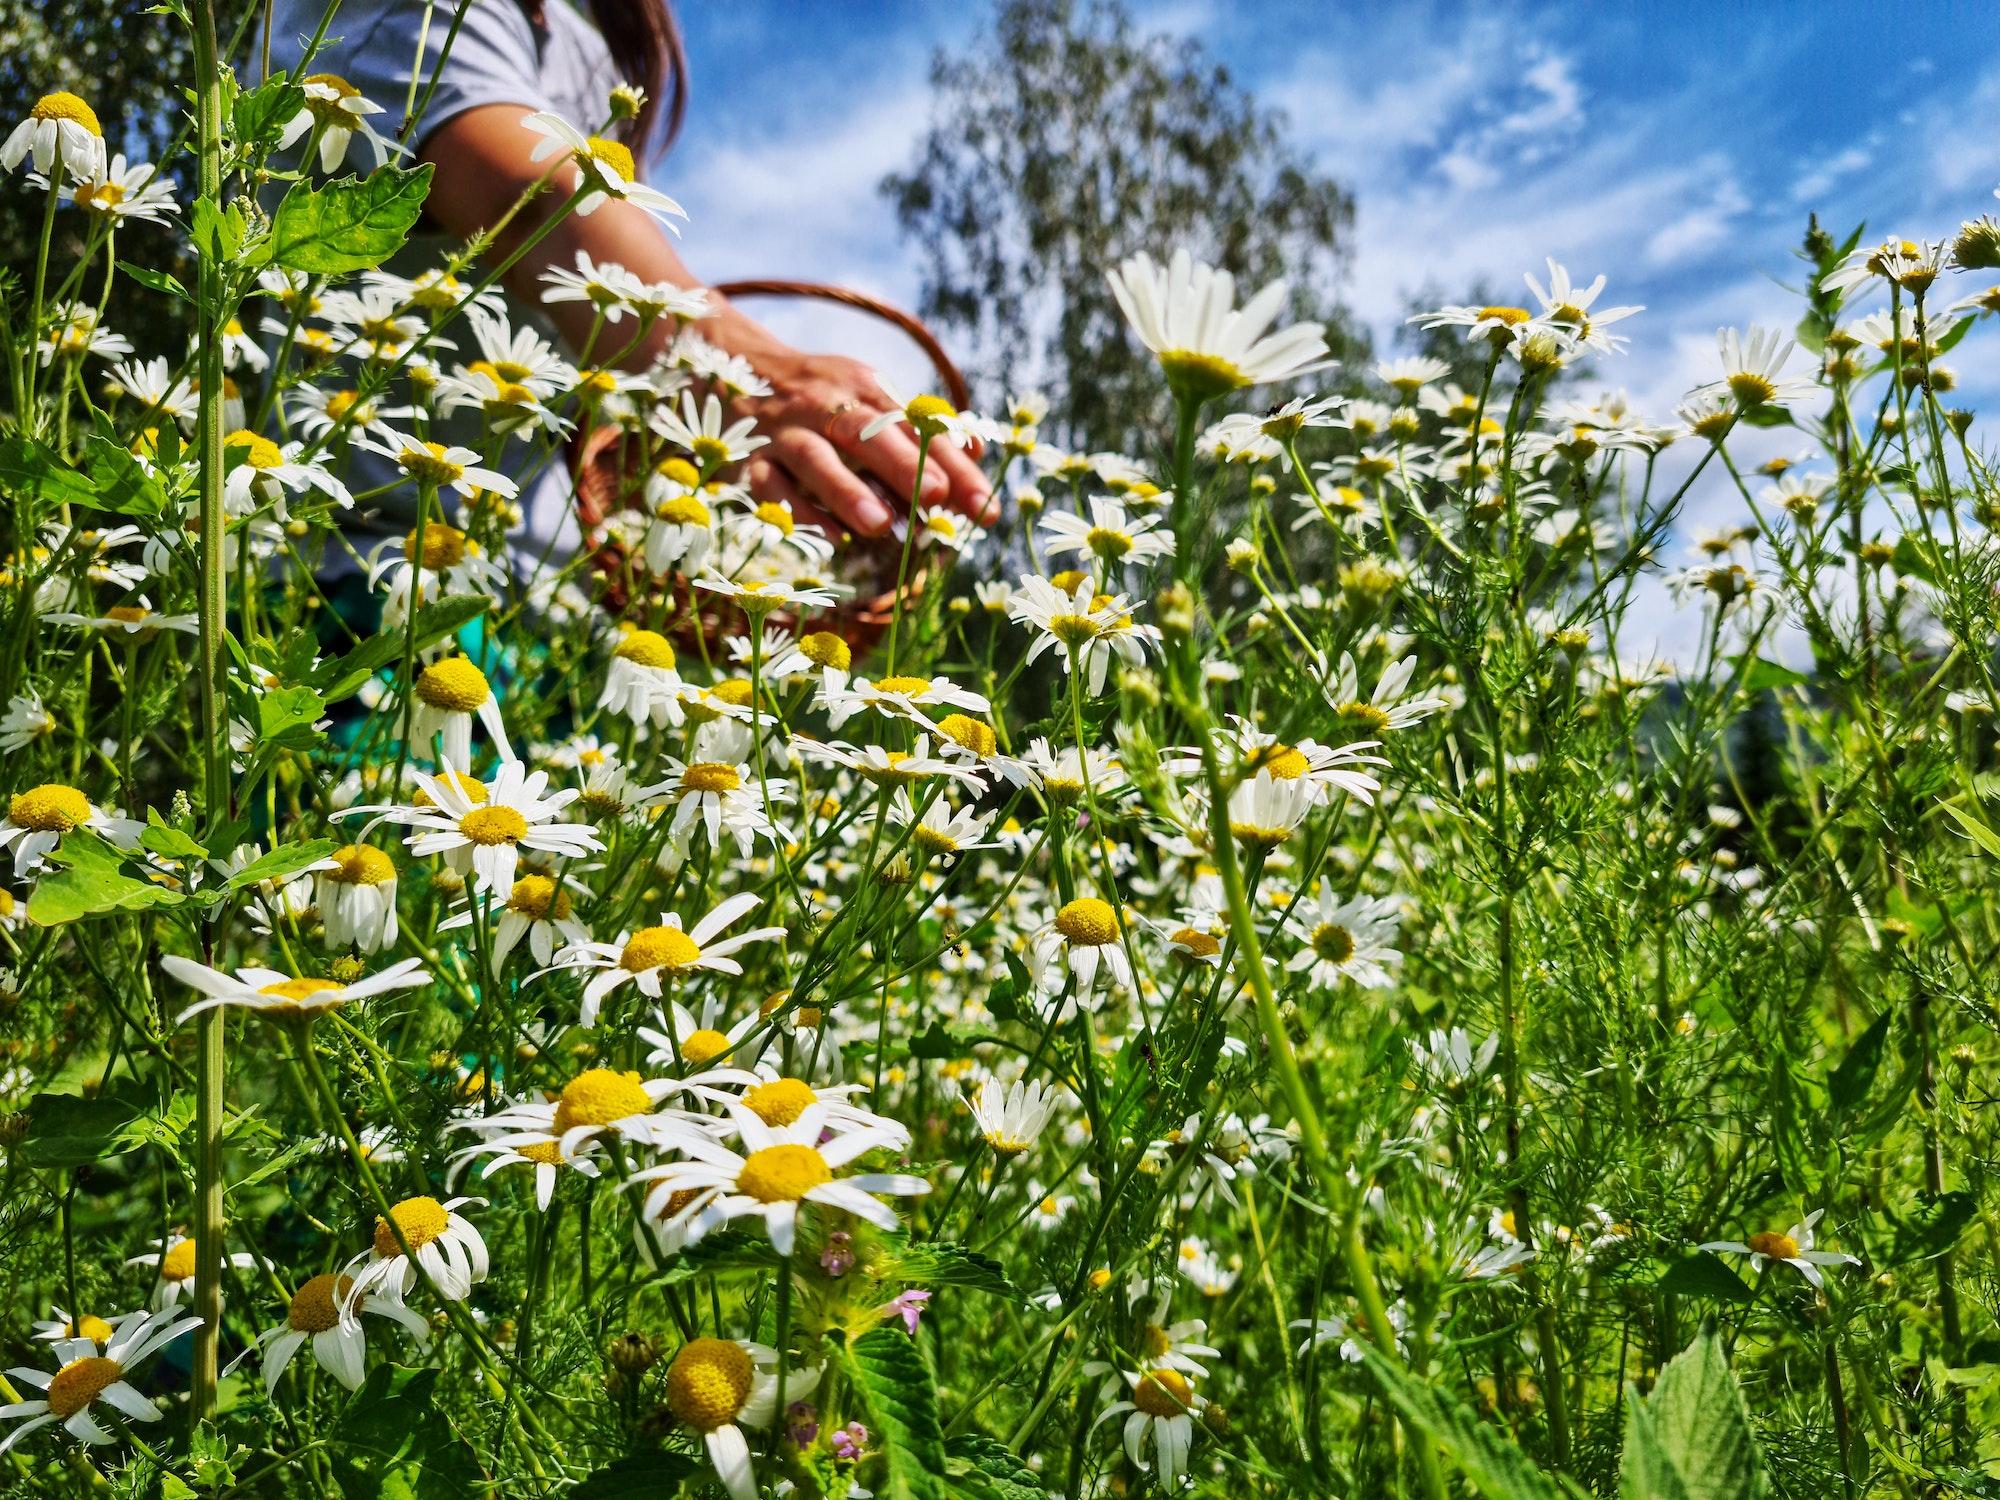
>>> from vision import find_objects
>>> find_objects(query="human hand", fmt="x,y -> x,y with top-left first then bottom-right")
730,348 -> 996,543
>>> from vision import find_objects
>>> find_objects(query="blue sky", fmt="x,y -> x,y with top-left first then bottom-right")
658,0 -> 2000,657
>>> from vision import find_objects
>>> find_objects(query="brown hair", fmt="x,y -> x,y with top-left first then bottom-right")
587,0 -> 687,158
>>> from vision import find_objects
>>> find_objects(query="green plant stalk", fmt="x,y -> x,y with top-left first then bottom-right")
883,430 -> 933,673
189,0 -> 232,1422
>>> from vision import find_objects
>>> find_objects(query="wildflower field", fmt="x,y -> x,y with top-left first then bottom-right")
11,4 -> 2000,1499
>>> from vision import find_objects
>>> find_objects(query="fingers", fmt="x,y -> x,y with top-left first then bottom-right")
830,413 -> 949,512
764,427 -> 895,537
927,441 -> 999,526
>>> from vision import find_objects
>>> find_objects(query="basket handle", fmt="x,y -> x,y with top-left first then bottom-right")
711,280 -> 971,413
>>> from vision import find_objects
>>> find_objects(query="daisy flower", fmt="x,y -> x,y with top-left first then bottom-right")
645,481 -> 717,576
634,1101 -> 928,1255
40,599 -> 199,637
277,73 -> 394,172
1319,652 -> 1450,736
1090,1361 -> 1206,1492
435,364 -> 570,439
105,356 -> 195,424
637,997 -> 767,1075
384,436 -> 521,502
1524,260 -> 1642,354
367,525 -> 510,636
557,893 -> 786,1028
663,1338 -> 821,1500
442,871 -> 592,973
1039,495 -> 1176,570
653,390 -> 769,469
315,844 -> 400,954
887,789 -> 994,864
638,756 -> 780,860
1027,1184 -> 1076,1231
255,1272 -> 430,1395
598,628 -> 687,728
449,1110 -> 605,1212
3,92 -> 107,181
540,249 -> 645,320
0,784 -> 141,873
1408,302 -> 1535,347
1373,356 -> 1452,399
816,668 -> 989,731
124,1234 -> 258,1310
404,656 -> 510,767
57,154 -> 176,224
401,759 -> 602,895
1034,897 -> 1135,998
287,384 -> 409,447
793,735 -> 988,792
1704,326 -> 1819,412
1,1307 -> 203,1454
1698,1209 -> 1859,1289
1013,736 -> 1124,805
222,429 -> 351,517
693,572 -> 842,617
345,1195 -> 489,1302
964,1078 -> 1058,1157
725,497 -> 835,564
1284,889 -> 1404,990
859,373 -> 982,447
915,505 -> 981,554
30,1309 -> 144,1348
319,286 -> 432,360
159,956 -> 430,1026
521,110 -> 687,221
698,1061 -> 909,1147
1105,247 -> 1329,404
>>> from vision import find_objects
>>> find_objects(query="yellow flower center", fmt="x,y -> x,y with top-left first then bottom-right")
1086,526 -> 1134,560
735,1143 -> 833,1203
67,1315 -> 115,1344
586,135 -> 636,183
657,494 -> 711,527
458,806 -> 529,846
404,524 -> 467,571
1747,1230 -> 1799,1261
1726,372 -> 1777,408
1133,1369 -> 1194,1418
1311,923 -> 1355,964
1139,1324 -> 1172,1359
552,1068 -> 653,1133
903,393 -> 957,437
934,713 -> 995,756
742,1076 -> 817,1127
288,1272 -> 355,1334
31,92 -> 102,136
10,783 -> 91,833
872,675 -> 931,698
374,1195 -> 451,1257
621,925 -> 702,974
1260,745 -> 1310,779
106,606 -> 151,626
753,501 -> 795,535
159,1240 -> 198,1282
508,874 -> 569,920
681,762 -> 742,795
1170,928 -> 1221,960
656,455 -> 702,486
399,441 -> 466,487
913,823 -> 960,857
680,1027 -> 731,1065
324,390 -> 362,421
327,844 -> 396,887
1158,350 -> 1247,403
1335,702 -> 1392,736
690,435 -> 732,468
45,1356 -> 122,1419
612,629 -> 676,672
519,1140 -> 563,1165
225,429 -> 285,470
257,976 -> 343,1004
667,1338 -> 754,1431
713,678 -> 754,707
1055,897 -> 1120,947
799,630 -> 850,671
1048,570 -> 1088,594
414,656 -> 490,712
413,771 -> 487,808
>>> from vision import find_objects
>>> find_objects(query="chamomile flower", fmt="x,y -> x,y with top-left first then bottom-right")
640,755 -> 781,860
1091,1362 -> 1206,1492
1106,247 -> 1329,403
4,92 -> 107,181
368,525 -> 510,635
383,436 -> 520,503
344,1196 -> 489,1302
222,429 -> 351,517
539,250 -> 645,320
887,789 -> 994,864
159,956 -> 430,1026
915,505 -> 981,554
598,629 -> 687,728
1,1307 -> 203,1454
860,374 -> 981,447
404,656 -> 512,767
662,1339 -> 821,1500
1027,1184 -> 1077,1230
654,391 -> 769,469
794,736 -> 988,792
40,600 -> 199,637
964,1078 -> 1058,1157
440,871 -> 591,973
255,1273 -> 429,1395
556,893 -> 785,1027
448,1105 -> 605,1212
401,759 -> 601,894
817,669 -> 989,730
278,73 -> 394,172
315,844 -> 400,953
30,1309 -> 144,1348
1524,260 -> 1642,353
521,110 -> 688,222
1283,888 -> 1404,990
634,1102 -> 928,1255
1039,495 -> 1176,570
435,363 -> 571,439
56,155 -> 176,223
1373,356 -> 1452,399
694,572 -> 842,616
1698,1209 -> 1859,1289
645,482 -> 717,575
637,997 -> 766,1076
1318,652 -> 1450,735
125,1234 -> 258,1310
1034,897 -> 1135,998
288,384 -> 410,446
0,784 -> 141,873
725,497 -> 834,564
1704,326 -> 1819,412
706,1062 -> 909,1146
105,356 -> 195,424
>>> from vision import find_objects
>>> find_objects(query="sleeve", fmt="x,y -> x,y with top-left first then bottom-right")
265,0 -> 559,150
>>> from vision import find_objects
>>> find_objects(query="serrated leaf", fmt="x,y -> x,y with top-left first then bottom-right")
141,808 -> 208,861
314,595 -> 491,703
271,164 -> 433,274
28,829 -> 186,925
257,684 -> 327,750
225,839 -> 336,892
21,1081 -> 150,1168
232,78 -> 306,148
1827,1011 -> 1891,1119
652,1227 -> 784,1285
1655,1253 -> 1753,1303
880,1239 -> 1018,1300
1620,1331 -> 1767,1500
330,1365 -> 486,1500
564,1452 -> 702,1498
944,1434 -> 1046,1500
190,196 -> 246,262
841,1327 -> 951,1500
1360,1345 -> 1562,1500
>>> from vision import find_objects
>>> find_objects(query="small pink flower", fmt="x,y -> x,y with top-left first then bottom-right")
882,1288 -> 932,1335
821,1231 -> 855,1278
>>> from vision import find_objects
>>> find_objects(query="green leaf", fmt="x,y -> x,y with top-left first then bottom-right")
329,1365 -> 487,1500
1892,533 -> 1938,585
1654,1253 -> 1754,1304
986,949 -> 1033,1025
271,165 -> 434,274
28,829 -> 186,926
1731,655 -> 1810,694
141,808 -> 208,861
1619,1330 -> 1767,1500
841,1327 -> 951,1500
20,1080 -> 150,1168
257,684 -> 328,750
944,1434 -> 1046,1500
1936,315 -> 1977,355
116,261 -> 189,302
878,1239 -> 1018,1300
652,1227 -> 784,1285
226,839 -> 336,892
1882,1191 -> 1977,1268
190,195 -> 247,262
0,436 -> 96,508
1940,800 -> 2000,859
232,78 -> 306,148
1827,1011 -> 1892,1119
80,433 -> 169,518
314,595 -> 491,703
567,1452 -> 702,1498
1359,1345 -> 1563,1500
1736,405 -> 1794,429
